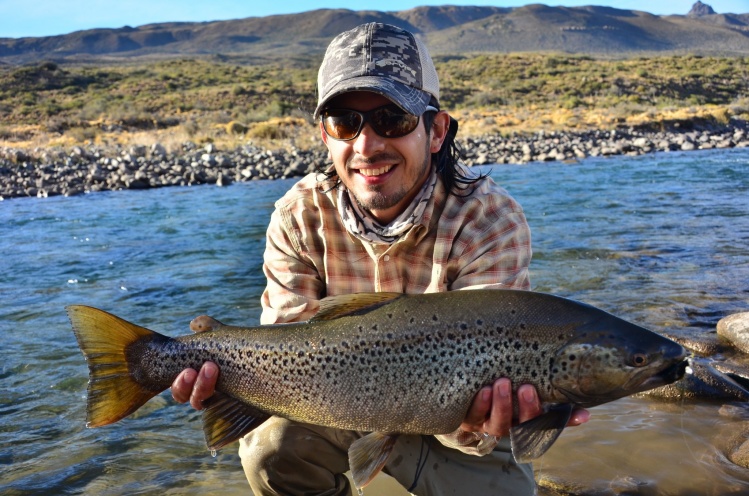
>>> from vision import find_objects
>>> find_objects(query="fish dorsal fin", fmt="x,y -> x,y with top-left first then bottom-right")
348,432 -> 400,491
310,292 -> 404,322
509,403 -> 573,463
201,392 -> 270,451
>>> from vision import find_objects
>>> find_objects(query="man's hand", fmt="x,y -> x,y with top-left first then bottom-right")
171,362 -> 219,410
170,315 -> 221,410
460,378 -> 589,437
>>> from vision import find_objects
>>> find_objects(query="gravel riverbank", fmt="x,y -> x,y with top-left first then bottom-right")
2,121 -> 747,200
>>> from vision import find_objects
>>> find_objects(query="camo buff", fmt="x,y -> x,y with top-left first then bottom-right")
314,22 -> 441,119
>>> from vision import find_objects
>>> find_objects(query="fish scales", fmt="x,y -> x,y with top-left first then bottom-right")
127,290 -> 600,434
68,289 -> 687,489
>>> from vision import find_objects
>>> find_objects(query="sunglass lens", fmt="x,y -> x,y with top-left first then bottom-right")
371,107 -> 419,138
323,110 -> 362,140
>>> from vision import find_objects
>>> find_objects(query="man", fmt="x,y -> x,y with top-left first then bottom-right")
172,22 -> 587,495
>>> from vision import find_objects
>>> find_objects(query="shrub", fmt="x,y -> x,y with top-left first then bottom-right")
226,121 -> 248,135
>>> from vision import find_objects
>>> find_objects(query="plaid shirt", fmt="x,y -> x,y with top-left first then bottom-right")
260,170 -> 532,326
259,169 -> 532,455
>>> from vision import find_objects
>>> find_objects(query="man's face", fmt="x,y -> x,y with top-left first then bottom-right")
320,91 -> 448,225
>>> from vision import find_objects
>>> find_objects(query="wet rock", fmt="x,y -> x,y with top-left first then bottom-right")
724,422 -> 749,469
661,328 -> 725,356
717,312 -> 749,354
729,438 -> 749,469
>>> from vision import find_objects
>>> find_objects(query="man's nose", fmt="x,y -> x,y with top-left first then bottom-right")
352,123 -> 386,156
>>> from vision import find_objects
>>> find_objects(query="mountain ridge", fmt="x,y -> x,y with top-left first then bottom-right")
1,3 -> 748,64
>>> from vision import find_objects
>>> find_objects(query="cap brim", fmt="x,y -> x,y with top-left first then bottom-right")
314,77 -> 431,119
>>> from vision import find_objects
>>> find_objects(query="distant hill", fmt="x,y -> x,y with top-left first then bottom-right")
0,2 -> 748,64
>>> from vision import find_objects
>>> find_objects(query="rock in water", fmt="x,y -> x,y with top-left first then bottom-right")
717,313 -> 749,354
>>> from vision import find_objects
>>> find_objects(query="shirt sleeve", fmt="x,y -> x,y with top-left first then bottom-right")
449,195 -> 532,292
260,207 -> 324,325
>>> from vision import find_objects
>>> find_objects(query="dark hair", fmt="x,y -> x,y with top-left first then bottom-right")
316,100 -> 485,197
421,102 -> 485,196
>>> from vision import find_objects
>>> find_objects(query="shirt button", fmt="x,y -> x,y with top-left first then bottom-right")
383,255 -> 390,262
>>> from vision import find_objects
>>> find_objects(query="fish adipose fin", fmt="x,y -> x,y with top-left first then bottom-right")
311,293 -> 404,322
509,403 -> 574,463
66,305 -> 166,428
348,432 -> 399,490
201,392 -> 271,451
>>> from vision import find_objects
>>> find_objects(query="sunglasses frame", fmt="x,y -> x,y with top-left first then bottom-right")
321,104 -> 439,141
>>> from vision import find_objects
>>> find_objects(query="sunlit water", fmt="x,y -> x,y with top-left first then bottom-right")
1,149 -> 747,495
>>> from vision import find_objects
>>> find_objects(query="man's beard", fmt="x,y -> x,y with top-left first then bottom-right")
350,146 -> 432,217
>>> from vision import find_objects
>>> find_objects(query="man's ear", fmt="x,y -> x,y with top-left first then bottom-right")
429,112 -> 451,154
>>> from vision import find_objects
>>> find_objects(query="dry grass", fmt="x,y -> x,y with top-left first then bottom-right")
1,53 -> 747,152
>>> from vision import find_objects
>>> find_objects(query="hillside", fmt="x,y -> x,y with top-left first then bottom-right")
0,3 -> 748,64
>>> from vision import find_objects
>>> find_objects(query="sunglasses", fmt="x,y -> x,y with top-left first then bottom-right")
321,104 -> 439,141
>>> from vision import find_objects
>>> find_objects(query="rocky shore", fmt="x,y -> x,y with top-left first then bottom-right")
1,120 -> 747,200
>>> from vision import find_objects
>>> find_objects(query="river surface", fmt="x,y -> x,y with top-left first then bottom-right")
1,148 -> 748,495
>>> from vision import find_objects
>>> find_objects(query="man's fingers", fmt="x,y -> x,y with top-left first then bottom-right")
517,384 -> 543,424
459,386 -> 492,432
189,362 -> 219,410
568,408 -> 590,426
484,378 -> 512,437
171,368 -> 197,404
190,315 -> 224,333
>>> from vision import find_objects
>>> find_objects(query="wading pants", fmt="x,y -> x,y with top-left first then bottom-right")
238,416 -> 536,496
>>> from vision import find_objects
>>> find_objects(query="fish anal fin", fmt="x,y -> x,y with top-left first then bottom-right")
509,403 -> 574,463
348,432 -> 399,491
311,293 -> 404,322
201,392 -> 270,451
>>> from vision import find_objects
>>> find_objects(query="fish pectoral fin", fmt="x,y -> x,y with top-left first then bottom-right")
201,392 -> 270,451
311,293 -> 404,321
348,432 -> 399,490
509,403 -> 574,463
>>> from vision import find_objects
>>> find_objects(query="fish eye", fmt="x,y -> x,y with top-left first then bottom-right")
631,353 -> 649,367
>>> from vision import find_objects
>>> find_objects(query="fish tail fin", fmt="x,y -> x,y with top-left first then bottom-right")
66,305 -> 166,428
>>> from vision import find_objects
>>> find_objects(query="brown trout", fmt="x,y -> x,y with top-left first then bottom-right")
68,289 -> 687,489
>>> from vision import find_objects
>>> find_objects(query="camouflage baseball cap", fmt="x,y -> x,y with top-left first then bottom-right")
314,23 -> 440,119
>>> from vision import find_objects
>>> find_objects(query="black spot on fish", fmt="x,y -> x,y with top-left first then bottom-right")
432,315 -> 439,321
387,313 -> 393,319
460,323 -> 468,331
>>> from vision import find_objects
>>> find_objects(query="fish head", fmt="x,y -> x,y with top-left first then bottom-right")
550,317 -> 688,408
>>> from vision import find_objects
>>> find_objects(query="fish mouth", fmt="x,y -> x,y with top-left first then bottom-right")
636,358 -> 689,391
559,358 -> 690,408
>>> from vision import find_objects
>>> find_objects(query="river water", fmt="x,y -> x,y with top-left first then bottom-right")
1,148 -> 748,495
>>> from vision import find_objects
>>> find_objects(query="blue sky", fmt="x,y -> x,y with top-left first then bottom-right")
1,0 -> 747,38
